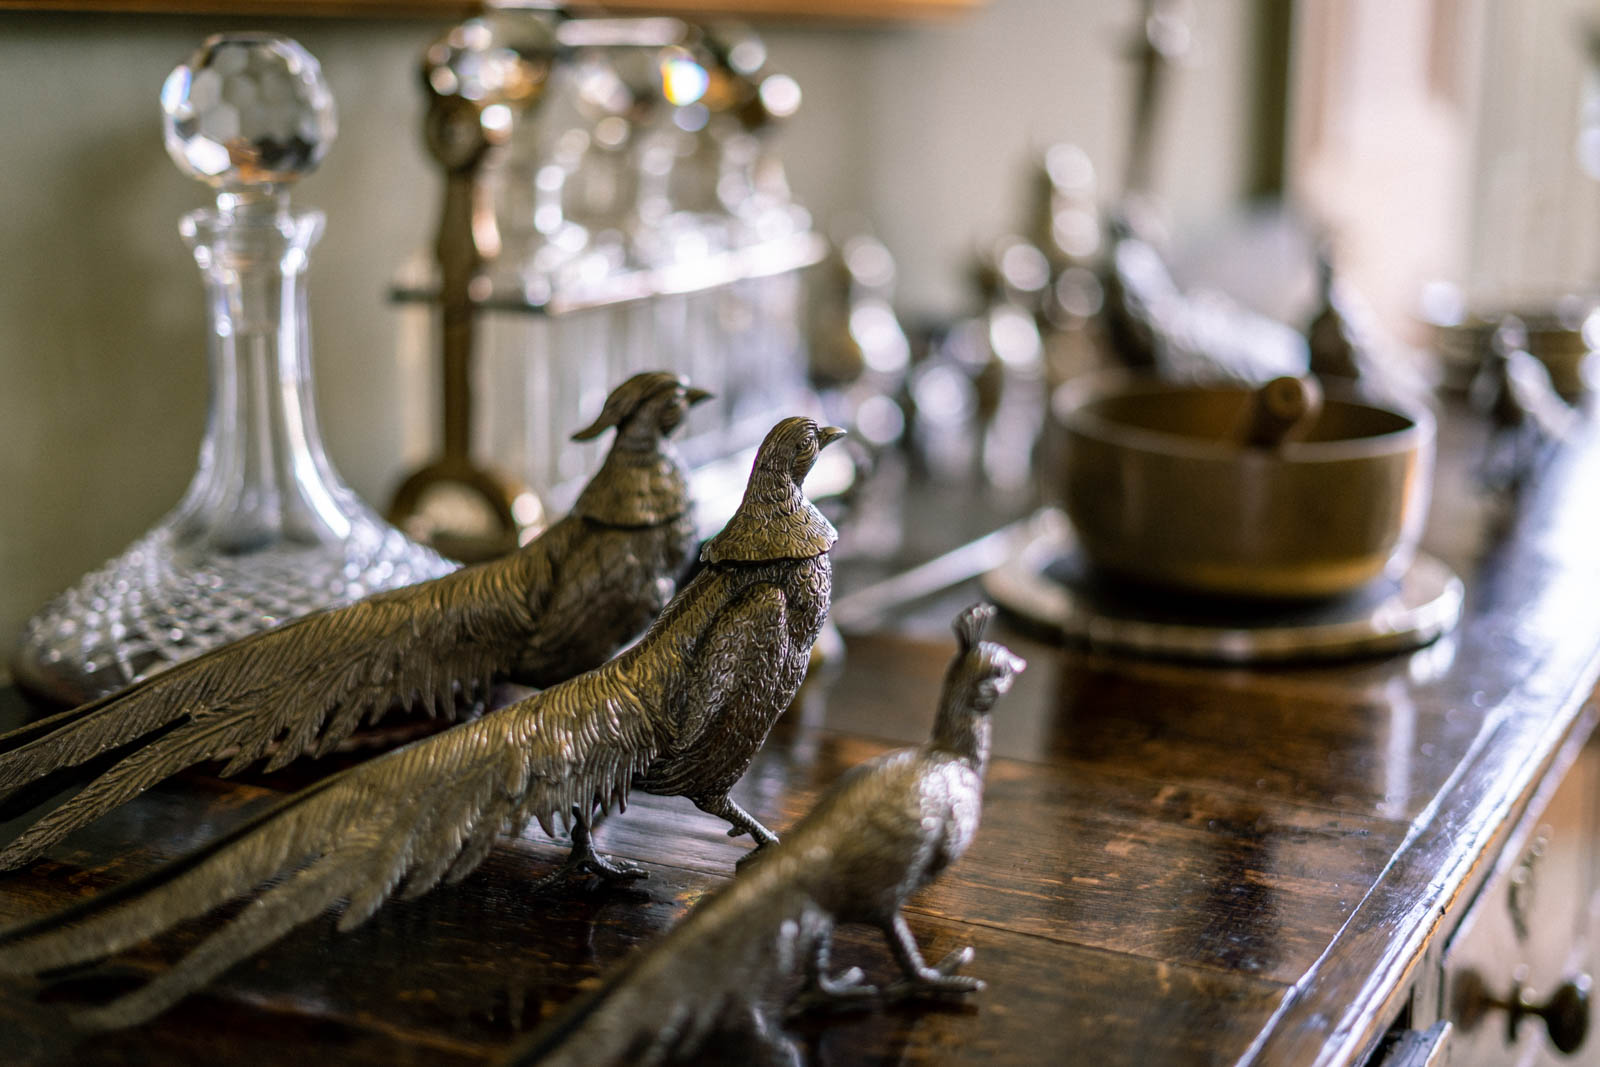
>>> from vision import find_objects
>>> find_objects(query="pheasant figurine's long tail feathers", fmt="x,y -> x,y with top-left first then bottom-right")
0,558 -> 544,871
952,603 -> 995,654
0,672 -> 659,1028
505,851 -> 822,1067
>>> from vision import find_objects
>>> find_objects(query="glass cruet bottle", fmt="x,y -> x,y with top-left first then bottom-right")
11,34 -> 455,706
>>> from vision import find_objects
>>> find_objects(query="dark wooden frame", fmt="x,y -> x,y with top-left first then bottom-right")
0,0 -> 981,20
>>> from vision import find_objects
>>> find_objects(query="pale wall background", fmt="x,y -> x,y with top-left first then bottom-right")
0,1 -> 1262,670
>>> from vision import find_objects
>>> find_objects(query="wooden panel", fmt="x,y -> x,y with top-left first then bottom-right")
1245,422 -> 1600,1065
0,859 -> 1288,1067
582,728 -> 1407,985
1440,735 -> 1599,1066
0,759 -> 1289,1067
0,0 -> 981,21
804,632 -> 1476,823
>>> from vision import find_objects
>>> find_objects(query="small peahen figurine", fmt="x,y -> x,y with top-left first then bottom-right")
0,416 -> 845,1030
1473,318 -> 1578,491
0,372 -> 709,871
504,603 -> 1025,1067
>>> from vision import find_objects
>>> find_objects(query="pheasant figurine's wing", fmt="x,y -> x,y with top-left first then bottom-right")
504,845 -> 823,1067
0,553 -> 556,871
671,584 -> 789,755
0,670 -> 658,1029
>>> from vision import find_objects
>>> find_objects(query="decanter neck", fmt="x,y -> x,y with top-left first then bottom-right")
171,201 -> 354,554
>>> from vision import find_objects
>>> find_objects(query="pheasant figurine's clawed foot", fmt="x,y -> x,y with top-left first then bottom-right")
528,817 -> 649,893
885,945 -> 985,1001
696,795 -> 779,846
789,965 -> 878,1016
790,931 -> 877,1016
696,795 -> 780,870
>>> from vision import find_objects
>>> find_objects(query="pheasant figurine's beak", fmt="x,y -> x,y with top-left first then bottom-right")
686,387 -> 714,407
818,426 -> 848,449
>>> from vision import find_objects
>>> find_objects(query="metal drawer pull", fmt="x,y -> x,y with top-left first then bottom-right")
1489,969 -> 1593,1055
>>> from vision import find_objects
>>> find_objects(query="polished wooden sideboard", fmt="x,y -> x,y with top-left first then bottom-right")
1,397 -> 1598,1065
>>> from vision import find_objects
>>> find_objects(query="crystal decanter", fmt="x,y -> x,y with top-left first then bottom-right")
11,35 -> 455,705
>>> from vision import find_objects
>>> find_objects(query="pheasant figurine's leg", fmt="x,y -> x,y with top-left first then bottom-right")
789,926 -> 876,1015
526,806 -> 648,892
694,794 -> 779,854
880,911 -> 985,998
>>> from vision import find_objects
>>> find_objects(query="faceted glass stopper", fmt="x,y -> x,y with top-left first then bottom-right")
161,34 -> 337,190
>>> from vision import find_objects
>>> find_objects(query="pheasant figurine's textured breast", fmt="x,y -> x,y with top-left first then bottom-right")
505,374 -> 709,686
0,372 -> 708,871
632,416 -> 843,830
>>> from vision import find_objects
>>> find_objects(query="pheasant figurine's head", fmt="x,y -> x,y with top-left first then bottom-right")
569,372 -> 711,526
754,416 -> 848,487
571,372 -> 713,449
938,604 -> 1026,733
701,417 -> 846,564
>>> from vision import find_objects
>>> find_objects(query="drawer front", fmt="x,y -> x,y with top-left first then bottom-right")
1442,739 -> 1598,1066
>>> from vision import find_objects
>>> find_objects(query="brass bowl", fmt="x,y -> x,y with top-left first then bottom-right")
1053,374 -> 1434,600
1433,306 -> 1597,398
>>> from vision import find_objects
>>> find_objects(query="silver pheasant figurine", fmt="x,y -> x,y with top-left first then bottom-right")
0,415 -> 845,1029
504,604 -> 1025,1067
0,371 -> 709,871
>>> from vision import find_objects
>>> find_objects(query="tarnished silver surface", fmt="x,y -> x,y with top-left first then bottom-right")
503,604 -> 1024,1067
1305,248 -> 1433,410
0,373 -> 708,872
982,510 -> 1463,664
1473,319 -> 1580,492
0,416 -> 844,1029
1099,212 -> 1308,384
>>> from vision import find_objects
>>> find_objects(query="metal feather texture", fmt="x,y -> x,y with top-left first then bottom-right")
0,415 -> 846,1029
0,372 -> 709,872
505,604 -> 1027,1067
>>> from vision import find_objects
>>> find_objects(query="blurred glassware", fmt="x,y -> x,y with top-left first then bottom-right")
909,236 -> 1049,491
1016,143 -> 1109,400
966,237 -> 1050,491
1027,143 -> 1103,330
13,34 -> 453,705
807,222 -> 910,444
389,13 -> 825,550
